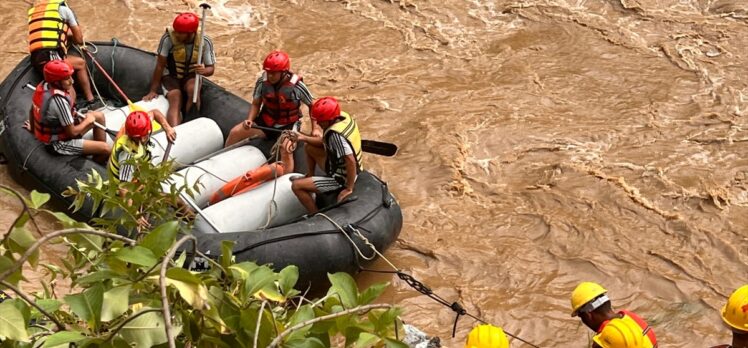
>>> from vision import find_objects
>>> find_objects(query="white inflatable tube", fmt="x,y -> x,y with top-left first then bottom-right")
149,117 -> 223,165
194,173 -> 307,233
82,96 -> 170,145
171,146 -> 267,208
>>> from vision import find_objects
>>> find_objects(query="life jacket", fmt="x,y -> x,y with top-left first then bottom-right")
323,111 -> 363,184
209,162 -> 286,205
166,28 -> 201,79
259,72 -> 303,127
598,310 -> 658,348
31,82 -> 76,144
108,135 -> 151,183
27,0 -> 69,54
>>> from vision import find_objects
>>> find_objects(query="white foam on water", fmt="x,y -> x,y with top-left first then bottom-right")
180,0 -> 269,31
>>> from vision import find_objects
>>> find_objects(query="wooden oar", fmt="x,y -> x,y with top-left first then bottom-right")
251,124 -> 398,157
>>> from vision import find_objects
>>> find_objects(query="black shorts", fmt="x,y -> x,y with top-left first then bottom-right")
162,74 -> 197,92
30,48 -> 66,74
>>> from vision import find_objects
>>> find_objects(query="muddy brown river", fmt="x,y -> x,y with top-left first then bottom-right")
2,0 -> 748,346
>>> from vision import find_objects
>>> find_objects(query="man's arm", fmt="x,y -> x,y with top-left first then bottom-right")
150,110 -> 176,142
147,56 -> 168,95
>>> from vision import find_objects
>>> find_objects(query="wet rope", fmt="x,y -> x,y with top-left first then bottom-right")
316,213 -> 542,348
260,130 -> 297,229
75,42 -> 113,111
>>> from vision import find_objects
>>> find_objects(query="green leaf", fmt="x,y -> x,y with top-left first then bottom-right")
118,308 -> 179,347
279,265 -> 299,296
141,221 -> 179,256
283,337 -> 327,348
35,299 -> 62,315
66,232 -> 103,252
4,299 -> 30,326
0,301 -> 29,341
74,270 -> 123,286
101,285 -> 130,321
352,332 -> 380,348
165,268 -> 208,309
286,305 -> 314,342
41,331 -> 86,347
228,262 -> 258,281
7,226 -> 38,267
114,246 -> 157,268
327,272 -> 359,308
64,283 -> 104,329
220,240 -> 234,271
359,282 -> 389,306
28,190 -> 50,209
245,266 -> 277,300
0,255 -> 23,286
42,210 -> 89,229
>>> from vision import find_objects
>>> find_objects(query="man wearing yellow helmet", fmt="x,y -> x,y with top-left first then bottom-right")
570,282 -> 658,348
465,324 -> 509,348
712,285 -> 748,348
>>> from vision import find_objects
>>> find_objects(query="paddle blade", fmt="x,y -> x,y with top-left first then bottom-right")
362,140 -> 397,157
128,102 -> 144,113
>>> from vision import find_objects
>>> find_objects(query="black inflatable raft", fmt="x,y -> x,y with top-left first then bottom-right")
0,41 -> 402,288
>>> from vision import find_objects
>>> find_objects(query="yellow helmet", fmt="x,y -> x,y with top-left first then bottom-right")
722,285 -> 748,332
592,318 -> 643,348
465,324 -> 509,348
571,282 -> 608,316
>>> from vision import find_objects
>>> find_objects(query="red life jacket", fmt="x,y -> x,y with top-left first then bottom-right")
31,82 -> 76,144
598,310 -> 658,348
259,73 -> 303,127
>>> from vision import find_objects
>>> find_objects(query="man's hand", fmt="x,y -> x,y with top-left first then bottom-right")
165,126 -> 177,143
337,188 -> 353,202
143,91 -> 158,101
242,119 -> 253,130
85,113 -> 96,126
22,120 -> 31,132
191,64 -> 208,75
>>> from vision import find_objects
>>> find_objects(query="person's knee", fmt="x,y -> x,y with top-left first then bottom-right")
166,89 -> 181,100
66,56 -> 85,69
93,111 -> 105,123
183,79 -> 195,95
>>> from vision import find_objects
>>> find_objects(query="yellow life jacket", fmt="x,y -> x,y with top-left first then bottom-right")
28,0 -> 69,53
166,27 -> 201,79
323,111 -> 363,183
108,135 -> 151,183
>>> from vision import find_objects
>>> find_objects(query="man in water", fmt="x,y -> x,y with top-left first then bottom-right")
143,12 -> 215,126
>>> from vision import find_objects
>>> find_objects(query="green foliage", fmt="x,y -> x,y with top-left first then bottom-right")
0,158 -> 404,347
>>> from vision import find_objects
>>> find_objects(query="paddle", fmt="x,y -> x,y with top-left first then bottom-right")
251,124 -> 398,157
82,49 -> 144,112
192,3 -> 211,105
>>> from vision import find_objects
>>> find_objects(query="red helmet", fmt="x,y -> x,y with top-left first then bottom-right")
43,60 -> 74,82
263,50 -> 290,72
173,13 -> 199,33
311,97 -> 341,122
125,111 -> 152,139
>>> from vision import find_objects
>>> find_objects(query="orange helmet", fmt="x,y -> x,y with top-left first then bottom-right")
311,97 -> 341,122
43,60 -> 74,82
263,50 -> 290,72
125,111 -> 152,138
173,13 -> 199,33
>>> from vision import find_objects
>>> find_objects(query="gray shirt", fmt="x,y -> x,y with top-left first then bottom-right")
58,5 -> 78,27
156,32 -> 215,65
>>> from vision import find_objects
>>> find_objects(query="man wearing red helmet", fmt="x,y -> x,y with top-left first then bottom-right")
144,12 -> 216,126
108,110 -> 175,184
291,97 -> 362,213
28,0 -> 100,110
224,50 -> 316,147
25,60 -> 110,163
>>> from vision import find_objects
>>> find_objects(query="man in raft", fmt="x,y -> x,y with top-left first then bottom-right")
24,60 -> 110,164
224,50 -> 317,147
712,285 -> 748,348
108,110 -> 176,185
27,0 -> 100,110
291,97 -> 362,213
571,282 -> 658,348
143,12 -> 215,126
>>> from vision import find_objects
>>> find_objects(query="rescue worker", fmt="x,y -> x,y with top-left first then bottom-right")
465,324 -> 509,348
291,97 -> 362,213
108,110 -> 175,184
24,60 -> 110,163
712,285 -> 748,348
571,282 -> 658,348
224,50 -> 317,147
143,12 -> 215,126
28,0 -> 99,110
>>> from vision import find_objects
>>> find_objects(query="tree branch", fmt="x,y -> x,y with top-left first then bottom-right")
160,235 -> 196,348
0,280 -> 65,331
253,300 -> 267,348
0,228 -> 136,283
267,303 -> 393,347
104,308 -> 163,343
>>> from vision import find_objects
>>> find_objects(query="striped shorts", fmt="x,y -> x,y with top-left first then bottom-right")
51,138 -> 84,156
312,176 -> 344,193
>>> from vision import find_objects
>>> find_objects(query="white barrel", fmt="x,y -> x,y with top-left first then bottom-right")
172,146 -> 267,208
83,96 -> 170,145
149,117 -> 223,165
194,173 -> 307,233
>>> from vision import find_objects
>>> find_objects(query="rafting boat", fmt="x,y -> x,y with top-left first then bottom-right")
0,41 -> 402,287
